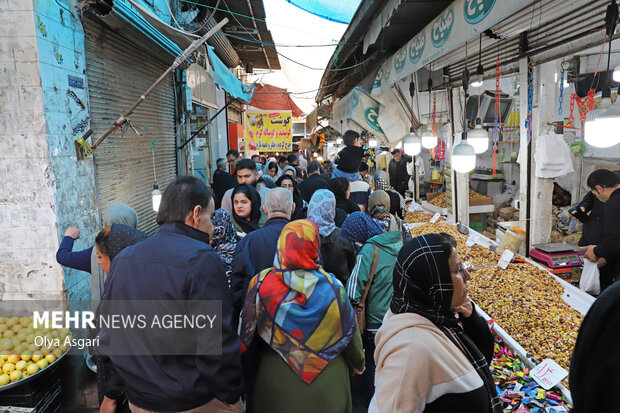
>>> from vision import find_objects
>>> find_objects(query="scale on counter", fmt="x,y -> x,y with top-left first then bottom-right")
529,242 -> 584,268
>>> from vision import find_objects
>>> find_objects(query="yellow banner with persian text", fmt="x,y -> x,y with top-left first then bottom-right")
245,111 -> 292,152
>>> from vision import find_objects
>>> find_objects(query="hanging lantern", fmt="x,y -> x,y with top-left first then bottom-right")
403,127 -> 421,156
452,132 -> 476,173
468,119 -> 490,154
152,184 -> 162,212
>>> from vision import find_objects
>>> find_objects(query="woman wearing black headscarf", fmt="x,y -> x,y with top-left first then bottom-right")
231,184 -> 266,237
94,223 -> 148,413
570,281 -> 620,412
275,174 -> 307,220
329,177 -> 359,227
370,233 -> 501,413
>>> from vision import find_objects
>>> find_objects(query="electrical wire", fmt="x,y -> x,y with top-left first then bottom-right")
589,31 -> 608,92
221,0 -> 369,72
179,0 -> 348,42
222,32 -> 340,48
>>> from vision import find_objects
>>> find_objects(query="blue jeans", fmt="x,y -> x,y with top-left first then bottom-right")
332,167 -> 363,182
351,330 -> 377,413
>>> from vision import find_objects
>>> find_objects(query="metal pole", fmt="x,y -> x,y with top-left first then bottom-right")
83,18 -> 229,153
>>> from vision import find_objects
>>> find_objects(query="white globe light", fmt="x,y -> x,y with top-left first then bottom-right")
336,137 -> 343,145
421,129 -> 438,149
403,129 -> 421,156
614,65 -> 620,82
368,138 -> 378,147
452,134 -> 476,173
468,123 -> 489,154
585,97 -> 618,148
470,76 -> 483,88
152,186 -> 162,212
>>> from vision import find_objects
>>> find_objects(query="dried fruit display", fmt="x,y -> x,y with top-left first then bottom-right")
404,210 -> 436,223
427,189 -> 486,208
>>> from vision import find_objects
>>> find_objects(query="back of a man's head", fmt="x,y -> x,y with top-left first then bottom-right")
287,154 -> 298,165
251,154 -> 260,162
264,187 -> 293,218
343,130 -> 360,146
226,149 -> 240,159
587,169 -> 620,189
307,160 -> 321,175
157,176 -> 212,225
278,155 -> 288,166
216,158 -> 226,169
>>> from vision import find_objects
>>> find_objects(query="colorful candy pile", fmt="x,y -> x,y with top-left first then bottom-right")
491,338 -> 570,412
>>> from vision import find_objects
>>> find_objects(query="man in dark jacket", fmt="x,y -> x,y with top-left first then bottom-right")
388,148 -> 412,196
583,169 -> 620,291
102,176 -> 242,412
298,160 -> 328,203
230,187 -> 294,313
576,191 -> 604,247
212,158 -> 237,209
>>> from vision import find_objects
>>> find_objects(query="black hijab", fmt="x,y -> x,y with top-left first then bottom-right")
570,281 -> 620,412
275,174 -> 306,220
231,184 -> 262,234
392,234 -> 502,413
329,177 -> 359,215
96,224 -> 148,261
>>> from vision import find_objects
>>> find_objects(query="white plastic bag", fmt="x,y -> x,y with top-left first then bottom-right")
579,259 -> 601,296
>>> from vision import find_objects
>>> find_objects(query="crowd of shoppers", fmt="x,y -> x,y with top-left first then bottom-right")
54,141 -> 618,413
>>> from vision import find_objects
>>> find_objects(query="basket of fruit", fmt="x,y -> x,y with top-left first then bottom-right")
0,315 -> 71,392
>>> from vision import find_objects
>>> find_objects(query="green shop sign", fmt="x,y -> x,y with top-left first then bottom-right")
431,6 -> 454,48
464,0 -> 496,24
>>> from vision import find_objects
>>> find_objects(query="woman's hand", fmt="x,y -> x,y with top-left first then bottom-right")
100,396 -> 116,413
353,367 -> 365,376
453,300 -> 473,318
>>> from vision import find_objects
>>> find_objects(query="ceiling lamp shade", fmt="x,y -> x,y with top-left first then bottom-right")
403,127 -> 421,156
471,64 -> 484,88
468,119 -> 489,154
421,129 -> 437,149
614,64 -> 620,82
584,96 -> 617,148
368,137 -> 378,147
452,132 -> 476,173
591,99 -> 620,148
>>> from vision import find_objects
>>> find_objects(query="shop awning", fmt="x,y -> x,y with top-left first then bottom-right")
371,0 -> 536,97
248,84 -> 303,117
207,47 -> 255,103
331,87 -> 387,142
286,0 -> 362,24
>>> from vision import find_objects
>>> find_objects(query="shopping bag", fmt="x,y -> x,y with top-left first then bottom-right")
579,258 -> 600,296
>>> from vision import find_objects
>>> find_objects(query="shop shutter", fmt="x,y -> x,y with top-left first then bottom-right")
84,17 -> 178,235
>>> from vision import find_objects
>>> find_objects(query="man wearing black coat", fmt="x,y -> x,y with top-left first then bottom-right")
388,148 -> 412,196
230,188 -> 294,314
102,176 -> 242,412
583,169 -> 620,291
212,158 -> 237,209
298,160 -> 328,203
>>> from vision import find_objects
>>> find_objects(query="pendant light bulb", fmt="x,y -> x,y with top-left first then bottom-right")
421,126 -> 438,149
614,64 -> 620,82
336,137 -> 343,145
452,132 -> 476,173
403,127 -> 421,156
589,97 -> 620,148
152,184 -> 162,212
470,64 -> 484,88
368,138 -> 378,147
468,118 -> 489,154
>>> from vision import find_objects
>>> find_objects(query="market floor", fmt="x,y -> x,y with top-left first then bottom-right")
60,356 -> 99,412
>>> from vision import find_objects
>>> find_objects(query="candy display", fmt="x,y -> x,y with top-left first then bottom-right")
0,316 -> 71,386
405,221 -> 583,373
492,337 -> 570,412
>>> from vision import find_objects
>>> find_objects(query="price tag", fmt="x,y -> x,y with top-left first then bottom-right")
466,233 -> 477,247
530,359 -> 568,390
430,213 -> 441,223
498,250 -> 514,269
408,201 -> 422,212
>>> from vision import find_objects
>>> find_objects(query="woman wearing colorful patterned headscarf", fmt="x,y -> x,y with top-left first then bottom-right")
307,190 -> 356,285
240,219 -> 364,413
211,209 -> 238,288
371,234 -> 501,413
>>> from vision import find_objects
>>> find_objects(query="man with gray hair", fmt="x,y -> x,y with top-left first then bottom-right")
212,157 -> 237,209
230,187 -> 294,312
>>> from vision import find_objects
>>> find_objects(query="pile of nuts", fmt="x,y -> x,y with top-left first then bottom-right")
427,189 -> 486,208
404,210 -> 436,223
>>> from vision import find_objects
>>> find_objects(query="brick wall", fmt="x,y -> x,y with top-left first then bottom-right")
0,0 -> 65,301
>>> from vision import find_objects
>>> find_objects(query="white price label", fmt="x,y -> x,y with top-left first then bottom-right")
466,233 -> 477,247
408,201 -> 422,212
498,250 -> 514,269
430,213 -> 441,223
530,359 -> 568,390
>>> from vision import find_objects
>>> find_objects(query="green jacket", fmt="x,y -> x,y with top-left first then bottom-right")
345,231 -> 402,330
